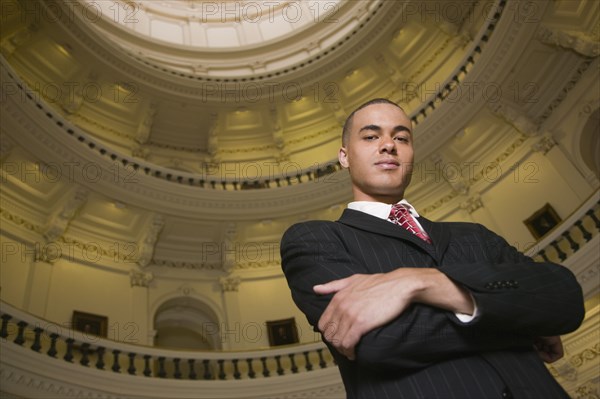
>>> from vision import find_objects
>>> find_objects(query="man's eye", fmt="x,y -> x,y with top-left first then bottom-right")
395,136 -> 409,142
364,136 -> 377,140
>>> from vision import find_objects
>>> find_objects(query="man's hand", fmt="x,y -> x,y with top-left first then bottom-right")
314,268 -> 474,360
534,336 -> 564,363
314,271 -> 416,360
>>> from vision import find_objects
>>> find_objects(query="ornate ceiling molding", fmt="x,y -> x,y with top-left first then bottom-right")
39,0 -> 406,97
1,0 -> 576,221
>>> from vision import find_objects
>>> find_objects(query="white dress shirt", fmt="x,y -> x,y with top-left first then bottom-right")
348,199 -> 427,233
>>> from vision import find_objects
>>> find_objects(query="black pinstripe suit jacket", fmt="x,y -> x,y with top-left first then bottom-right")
281,209 -> 584,399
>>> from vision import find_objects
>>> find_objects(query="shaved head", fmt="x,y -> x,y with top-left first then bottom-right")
342,98 -> 406,146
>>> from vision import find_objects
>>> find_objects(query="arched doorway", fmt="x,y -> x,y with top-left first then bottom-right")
154,296 -> 222,351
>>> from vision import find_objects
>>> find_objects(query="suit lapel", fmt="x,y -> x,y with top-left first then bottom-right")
337,209 -> 445,261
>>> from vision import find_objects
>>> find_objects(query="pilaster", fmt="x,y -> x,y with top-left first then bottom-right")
129,269 -> 154,345
219,275 -> 242,350
532,135 -> 592,200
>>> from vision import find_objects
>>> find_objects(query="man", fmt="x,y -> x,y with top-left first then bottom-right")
280,98 -> 584,398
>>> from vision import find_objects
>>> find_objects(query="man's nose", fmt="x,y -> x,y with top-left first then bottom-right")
379,137 -> 396,153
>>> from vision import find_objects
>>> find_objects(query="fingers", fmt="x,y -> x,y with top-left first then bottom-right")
315,273 -> 403,361
313,276 -> 353,295
534,336 -> 564,363
321,319 -> 359,360
318,283 -> 364,360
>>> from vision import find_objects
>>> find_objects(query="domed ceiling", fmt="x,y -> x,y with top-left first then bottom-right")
1,0 -> 598,274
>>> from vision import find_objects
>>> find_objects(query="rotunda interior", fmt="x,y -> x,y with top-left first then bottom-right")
0,0 -> 598,397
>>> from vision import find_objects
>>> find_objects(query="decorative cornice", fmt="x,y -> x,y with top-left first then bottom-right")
0,366 -> 116,399
0,208 -> 41,234
236,260 -> 281,270
534,59 -> 594,126
152,258 -> 221,270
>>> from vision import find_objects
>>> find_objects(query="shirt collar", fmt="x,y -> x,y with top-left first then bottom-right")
347,199 -> 421,220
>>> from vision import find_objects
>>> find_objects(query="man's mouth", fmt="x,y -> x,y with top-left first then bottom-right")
375,159 -> 400,169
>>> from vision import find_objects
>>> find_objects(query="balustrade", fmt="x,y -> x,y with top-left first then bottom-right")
0,303 -> 335,381
528,197 -> 599,264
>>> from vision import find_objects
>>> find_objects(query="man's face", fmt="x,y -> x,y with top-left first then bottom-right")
339,103 -> 414,203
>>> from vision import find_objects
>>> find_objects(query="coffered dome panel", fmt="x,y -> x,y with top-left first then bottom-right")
1,148 -> 72,226
67,196 -> 147,239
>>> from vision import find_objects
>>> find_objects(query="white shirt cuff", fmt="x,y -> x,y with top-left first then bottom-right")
454,293 -> 479,323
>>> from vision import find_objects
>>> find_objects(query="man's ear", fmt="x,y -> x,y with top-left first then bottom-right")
339,147 -> 349,168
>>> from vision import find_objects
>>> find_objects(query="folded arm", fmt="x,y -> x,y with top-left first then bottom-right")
314,267 -> 474,360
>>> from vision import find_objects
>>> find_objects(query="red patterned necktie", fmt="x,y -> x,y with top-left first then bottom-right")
388,204 -> 432,243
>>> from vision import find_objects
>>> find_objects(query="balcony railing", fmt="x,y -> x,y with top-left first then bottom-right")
0,302 -> 335,381
526,193 -> 599,264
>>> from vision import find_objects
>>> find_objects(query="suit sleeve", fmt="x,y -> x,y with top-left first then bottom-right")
281,221 -> 584,370
438,223 -> 585,335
